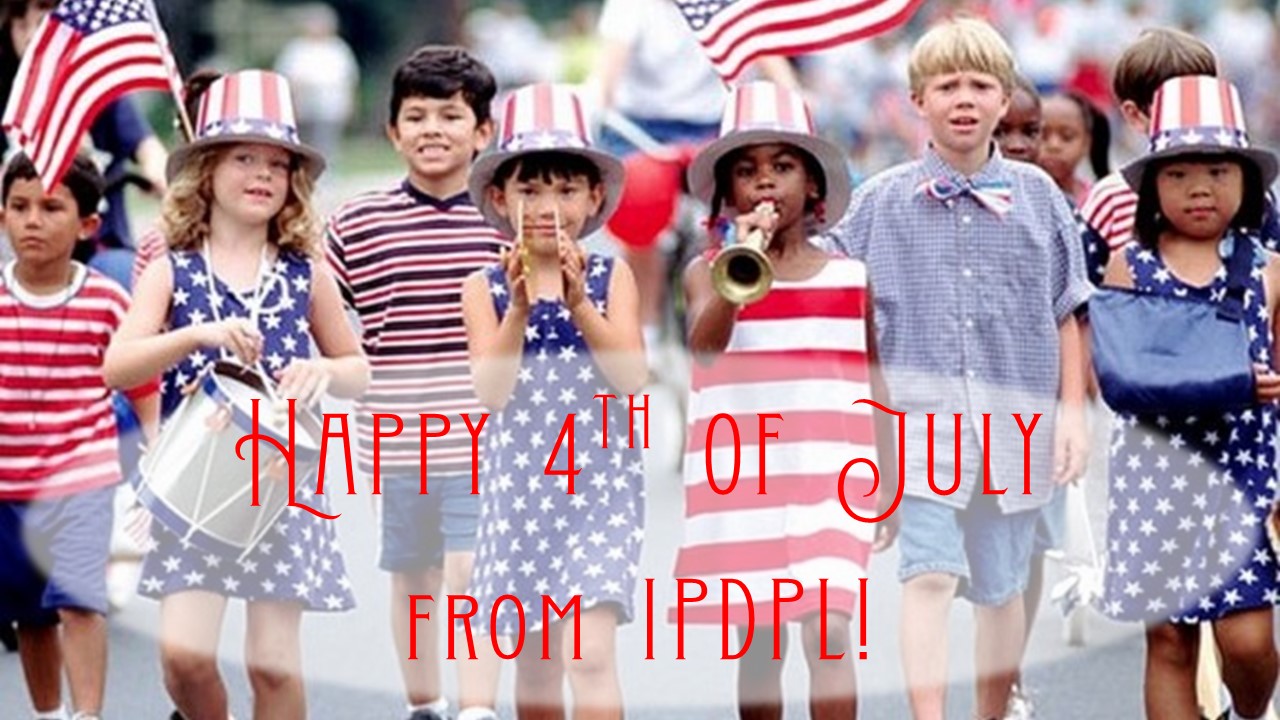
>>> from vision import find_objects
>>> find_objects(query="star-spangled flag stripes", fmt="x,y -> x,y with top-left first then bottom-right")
2,0 -> 183,191
676,0 -> 925,81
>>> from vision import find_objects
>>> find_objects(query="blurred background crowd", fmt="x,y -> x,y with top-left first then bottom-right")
148,0 -> 1280,181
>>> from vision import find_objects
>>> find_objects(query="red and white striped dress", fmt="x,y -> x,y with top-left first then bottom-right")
673,255 -> 877,625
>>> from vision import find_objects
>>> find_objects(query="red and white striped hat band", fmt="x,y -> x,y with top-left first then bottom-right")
195,70 -> 302,145
497,83 -> 592,152
1148,75 -> 1250,153
720,81 -> 816,137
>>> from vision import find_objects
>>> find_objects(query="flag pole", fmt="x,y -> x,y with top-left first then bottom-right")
143,0 -> 193,142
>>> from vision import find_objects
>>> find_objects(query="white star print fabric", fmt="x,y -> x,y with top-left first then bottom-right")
138,250 -> 355,612
1101,237 -> 1280,623
469,255 -> 645,637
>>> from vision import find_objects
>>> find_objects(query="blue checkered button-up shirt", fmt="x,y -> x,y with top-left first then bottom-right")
825,147 -> 1092,512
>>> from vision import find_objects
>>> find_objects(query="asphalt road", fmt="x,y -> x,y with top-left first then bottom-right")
1,381 -> 1157,720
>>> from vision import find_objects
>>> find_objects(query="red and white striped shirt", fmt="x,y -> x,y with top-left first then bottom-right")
0,264 -> 130,500
673,256 -> 877,624
1079,171 -> 1137,251
326,183 -> 507,477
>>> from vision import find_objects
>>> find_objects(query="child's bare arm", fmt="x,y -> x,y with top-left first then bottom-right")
684,256 -> 740,362
865,283 -> 900,551
129,390 -> 160,444
1100,249 -> 1134,289
104,256 -> 254,389
568,256 -> 647,395
1257,252 -> 1280,404
1055,313 -> 1088,484
462,269 -> 528,410
280,263 -> 369,404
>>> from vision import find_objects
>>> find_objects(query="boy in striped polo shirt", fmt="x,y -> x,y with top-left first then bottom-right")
0,152 -> 158,720
324,46 -> 505,720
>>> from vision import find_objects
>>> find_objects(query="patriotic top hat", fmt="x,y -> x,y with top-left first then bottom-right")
687,81 -> 851,232
469,83 -> 624,238
1121,75 -> 1277,190
166,70 -> 326,182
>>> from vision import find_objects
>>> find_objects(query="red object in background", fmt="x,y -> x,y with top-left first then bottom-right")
606,145 -> 698,249
1065,60 -> 1114,113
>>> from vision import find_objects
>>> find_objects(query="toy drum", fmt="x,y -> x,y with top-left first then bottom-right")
137,361 -> 323,558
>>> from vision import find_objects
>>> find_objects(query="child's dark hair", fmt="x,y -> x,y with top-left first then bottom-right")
1132,154 -> 1264,248
490,151 -> 601,190
1012,74 -> 1041,109
1112,28 -> 1216,116
708,145 -> 827,229
1055,91 -> 1111,179
389,45 -> 497,125
180,68 -> 222,129
3,152 -> 104,217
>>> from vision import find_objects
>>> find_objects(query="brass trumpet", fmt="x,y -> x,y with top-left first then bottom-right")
711,202 -> 776,305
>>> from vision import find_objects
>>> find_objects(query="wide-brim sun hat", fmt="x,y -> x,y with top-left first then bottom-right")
687,81 -> 851,233
469,83 -> 624,238
166,69 -> 326,182
1121,75 -> 1277,191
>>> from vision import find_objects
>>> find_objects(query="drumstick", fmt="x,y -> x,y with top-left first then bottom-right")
517,199 -> 532,302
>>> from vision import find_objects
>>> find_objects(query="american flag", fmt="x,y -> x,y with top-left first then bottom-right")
2,0 -> 183,191
677,0 -> 926,81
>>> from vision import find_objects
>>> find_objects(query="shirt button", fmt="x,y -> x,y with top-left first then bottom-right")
961,215 -> 972,224
946,199 -> 956,208
966,370 -> 976,379
965,318 -> 975,329
962,268 -> 973,278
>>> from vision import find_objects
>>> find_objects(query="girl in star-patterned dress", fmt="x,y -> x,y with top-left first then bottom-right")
1097,76 -> 1280,720
457,84 -> 646,720
103,70 -> 369,719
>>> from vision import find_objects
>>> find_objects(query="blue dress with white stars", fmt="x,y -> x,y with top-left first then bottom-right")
469,254 -> 645,637
137,248 -> 355,611
1101,235 -> 1280,624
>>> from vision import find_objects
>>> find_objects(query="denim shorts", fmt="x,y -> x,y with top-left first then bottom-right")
378,473 -> 480,572
897,491 -> 1039,606
0,486 -> 115,623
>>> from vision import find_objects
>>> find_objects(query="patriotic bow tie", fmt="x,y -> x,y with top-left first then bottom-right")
917,177 -> 1014,217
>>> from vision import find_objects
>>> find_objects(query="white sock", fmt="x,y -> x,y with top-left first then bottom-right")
1230,707 -> 1266,720
457,708 -> 499,720
33,707 -> 68,720
408,698 -> 449,715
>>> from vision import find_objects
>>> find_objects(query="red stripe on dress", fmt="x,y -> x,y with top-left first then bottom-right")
670,588 -> 859,626
686,410 -> 876,452
737,286 -> 866,320
691,349 -> 871,387
674,530 -> 872,577
684,471 -> 877,516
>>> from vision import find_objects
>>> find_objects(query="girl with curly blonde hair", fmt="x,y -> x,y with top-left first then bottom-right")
103,69 -> 368,719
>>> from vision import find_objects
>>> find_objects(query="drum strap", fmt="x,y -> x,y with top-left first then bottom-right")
201,244 -> 284,400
